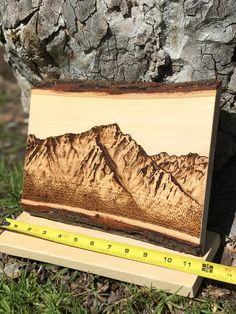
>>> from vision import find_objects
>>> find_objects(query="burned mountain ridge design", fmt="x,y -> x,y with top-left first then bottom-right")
23,124 -> 208,238
152,152 -> 208,206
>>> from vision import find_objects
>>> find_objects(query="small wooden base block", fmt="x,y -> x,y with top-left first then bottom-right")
0,212 -> 220,297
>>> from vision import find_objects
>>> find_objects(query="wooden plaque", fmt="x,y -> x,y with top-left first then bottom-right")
22,80 -> 221,255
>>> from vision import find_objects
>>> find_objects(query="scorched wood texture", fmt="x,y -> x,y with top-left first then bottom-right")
22,81 -> 221,255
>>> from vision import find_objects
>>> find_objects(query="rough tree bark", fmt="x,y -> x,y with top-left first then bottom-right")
0,1 -> 236,247
0,1 -> 236,108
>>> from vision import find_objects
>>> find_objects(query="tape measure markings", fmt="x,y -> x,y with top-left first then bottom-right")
1,218 -> 235,285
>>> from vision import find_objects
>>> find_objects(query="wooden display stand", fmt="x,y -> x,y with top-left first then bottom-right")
0,212 -> 220,297
0,81 -> 222,297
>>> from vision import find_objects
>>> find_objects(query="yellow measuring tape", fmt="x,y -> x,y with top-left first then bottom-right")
1,218 -> 236,285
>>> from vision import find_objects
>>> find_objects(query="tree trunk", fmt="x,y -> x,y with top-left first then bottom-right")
1,0 -> 236,243
0,1 -> 236,107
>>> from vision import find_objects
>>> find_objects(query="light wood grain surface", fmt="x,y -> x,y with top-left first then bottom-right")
0,212 -> 220,297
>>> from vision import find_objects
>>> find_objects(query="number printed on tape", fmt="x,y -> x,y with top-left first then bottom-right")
1,218 -> 236,285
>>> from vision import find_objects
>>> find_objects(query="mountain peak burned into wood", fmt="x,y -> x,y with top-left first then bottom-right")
22,82 -> 220,255
22,124 -> 208,252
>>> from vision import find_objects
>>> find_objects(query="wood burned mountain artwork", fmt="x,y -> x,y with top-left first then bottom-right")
22,81 -> 221,255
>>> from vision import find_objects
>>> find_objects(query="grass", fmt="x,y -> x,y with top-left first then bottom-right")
0,266 -> 85,313
0,122 -> 26,163
0,158 -> 23,218
0,262 -> 235,313
0,92 -> 8,107
0,90 -> 26,218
